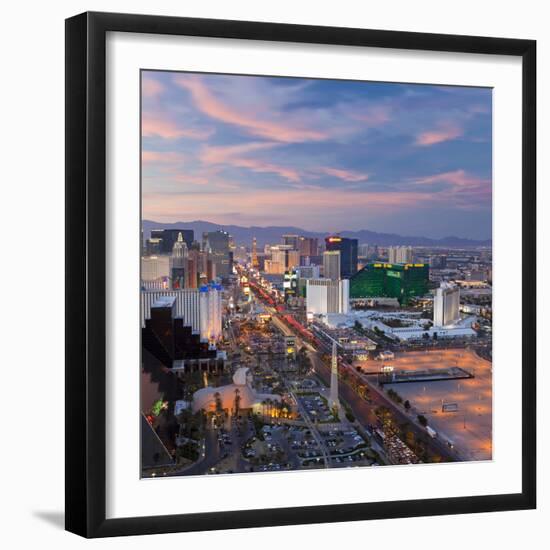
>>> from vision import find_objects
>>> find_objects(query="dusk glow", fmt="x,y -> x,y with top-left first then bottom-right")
142,71 -> 492,239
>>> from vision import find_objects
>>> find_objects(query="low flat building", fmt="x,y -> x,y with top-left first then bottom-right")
319,309 -> 476,342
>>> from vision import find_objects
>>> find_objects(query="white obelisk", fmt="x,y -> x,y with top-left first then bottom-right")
328,341 -> 340,412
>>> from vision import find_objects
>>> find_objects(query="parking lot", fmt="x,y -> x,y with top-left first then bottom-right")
383,349 -> 492,461
296,393 -> 338,423
319,427 -> 375,468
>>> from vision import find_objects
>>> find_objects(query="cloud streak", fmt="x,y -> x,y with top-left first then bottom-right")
141,71 -> 492,238
411,169 -> 491,204
142,114 -> 213,140
319,167 -> 369,182
200,142 -> 301,182
175,75 -> 328,143
415,123 -> 463,146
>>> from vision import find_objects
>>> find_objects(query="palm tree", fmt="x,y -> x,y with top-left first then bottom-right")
234,388 -> 241,417
214,391 -> 222,412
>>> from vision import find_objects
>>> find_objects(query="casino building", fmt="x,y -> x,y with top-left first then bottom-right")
325,236 -> 358,278
192,367 -> 281,416
350,262 -> 430,305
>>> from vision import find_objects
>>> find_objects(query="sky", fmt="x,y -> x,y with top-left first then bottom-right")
141,71 -> 492,240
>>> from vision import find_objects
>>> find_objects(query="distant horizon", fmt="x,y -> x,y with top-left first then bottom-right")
142,71 -> 492,239
142,218 -> 492,243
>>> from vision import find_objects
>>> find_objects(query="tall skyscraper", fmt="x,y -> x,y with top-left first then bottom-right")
145,237 -> 162,255
325,236 -> 358,278
203,230 -> 232,278
264,259 -> 285,275
388,245 -> 414,264
429,255 -> 447,269
323,250 -> 341,281
283,270 -> 298,302
298,236 -> 318,257
251,237 -> 259,269
296,265 -> 321,279
270,245 -> 300,272
306,278 -> 349,315
141,255 -> 170,282
433,283 -> 460,327
358,243 -> 369,258
282,234 -> 300,250
328,341 -> 340,412
186,250 -> 199,288
141,288 -> 201,332
150,228 -> 194,254
141,284 -> 222,342
287,249 -> 300,270
170,232 -> 188,289
199,283 -> 223,341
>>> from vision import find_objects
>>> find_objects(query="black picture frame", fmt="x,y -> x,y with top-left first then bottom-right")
65,11 -> 536,538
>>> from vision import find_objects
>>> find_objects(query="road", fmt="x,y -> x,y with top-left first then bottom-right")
246,278 -> 458,463
290,391 -> 330,468
166,426 -> 221,477
283,317 -> 458,463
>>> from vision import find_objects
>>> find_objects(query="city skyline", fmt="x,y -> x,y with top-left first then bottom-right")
142,71 -> 492,239
140,68 -> 493,482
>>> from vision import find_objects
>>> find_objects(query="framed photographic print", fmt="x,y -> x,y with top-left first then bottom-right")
65,11 -> 536,538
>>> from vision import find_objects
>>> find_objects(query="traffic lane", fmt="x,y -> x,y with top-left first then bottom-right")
312,351 -> 456,463
308,351 -> 378,427
357,375 -> 458,462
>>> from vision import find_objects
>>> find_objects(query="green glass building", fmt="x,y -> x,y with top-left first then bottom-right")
350,263 -> 429,304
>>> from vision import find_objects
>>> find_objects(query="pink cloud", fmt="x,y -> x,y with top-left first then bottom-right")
415,123 -> 463,146
142,150 -> 185,164
200,142 -> 278,164
413,169 -> 486,187
199,142 -> 301,182
230,158 -> 301,183
412,169 -> 491,203
319,166 -> 369,182
142,77 -> 164,98
174,75 -> 328,143
142,113 -> 213,140
142,186 -> 447,227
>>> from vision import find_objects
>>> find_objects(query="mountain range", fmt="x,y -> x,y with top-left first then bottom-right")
142,219 -> 491,249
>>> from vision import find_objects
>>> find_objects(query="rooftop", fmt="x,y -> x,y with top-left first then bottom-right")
151,296 -> 176,308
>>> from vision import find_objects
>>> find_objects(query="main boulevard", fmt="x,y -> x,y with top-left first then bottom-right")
250,282 -> 458,464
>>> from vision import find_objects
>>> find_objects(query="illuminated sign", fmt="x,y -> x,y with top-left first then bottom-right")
284,270 -> 298,302
328,237 -> 342,243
